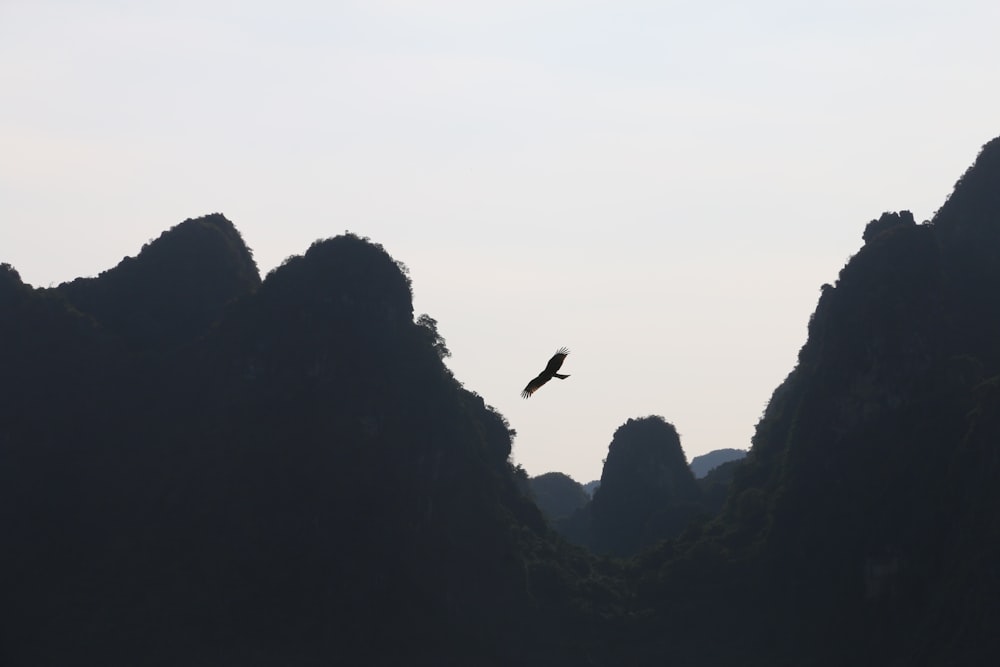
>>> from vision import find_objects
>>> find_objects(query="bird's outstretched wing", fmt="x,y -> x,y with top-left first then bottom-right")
521,372 -> 551,398
521,347 -> 570,398
542,347 -> 569,374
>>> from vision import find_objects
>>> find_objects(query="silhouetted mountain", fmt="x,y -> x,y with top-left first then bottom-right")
582,480 -> 600,496
56,213 -> 260,350
627,136 -> 1000,666
0,226 -> 615,666
4,134 -> 1000,666
546,439 -> 744,555
590,416 -> 702,556
0,261 -> 114,458
697,458 -> 743,515
529,472 -> 590,521
689,448 -> 746,478
543,444 -> 744,550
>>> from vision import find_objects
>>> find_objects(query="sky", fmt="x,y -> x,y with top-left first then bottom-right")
3,1 -> 999,483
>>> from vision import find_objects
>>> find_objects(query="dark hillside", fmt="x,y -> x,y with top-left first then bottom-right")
0,228 -> 613,666
633,137 -> 1000,665
529,472 -> 590,521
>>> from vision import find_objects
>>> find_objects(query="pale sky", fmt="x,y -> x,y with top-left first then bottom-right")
3,1 -> 999,483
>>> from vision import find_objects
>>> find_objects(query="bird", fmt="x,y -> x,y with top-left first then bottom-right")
521,347 -> 571,398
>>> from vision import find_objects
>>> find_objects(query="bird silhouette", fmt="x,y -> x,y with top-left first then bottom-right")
521,347 -> 570,398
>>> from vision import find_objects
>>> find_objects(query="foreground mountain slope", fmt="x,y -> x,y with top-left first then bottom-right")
0,224 -> 612,666
630,137 -> 1000,665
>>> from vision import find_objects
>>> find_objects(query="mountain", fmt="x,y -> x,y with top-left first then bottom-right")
4,134 -> 1000,665
56,213 -> 260,350
628,136 -> 1000,665
541,445 -> 746,549
589,416 -> 703,556
697,458 -> 743,515
0,221 -> 610,666
529,472 -> 590,521
545,439 -> 745,554
689,448 -> 747,478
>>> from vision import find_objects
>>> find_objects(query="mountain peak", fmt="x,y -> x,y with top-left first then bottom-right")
862,210 -> 916,244
56,213 -> 261,348
590,415 -> 702,555
260,233 -> 414,326
933,135 -> 1000,241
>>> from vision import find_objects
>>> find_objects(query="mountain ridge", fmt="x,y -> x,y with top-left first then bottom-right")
3,135 -> 1000,664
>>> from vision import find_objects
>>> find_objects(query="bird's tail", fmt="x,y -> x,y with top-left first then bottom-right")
554,373 -> 570,379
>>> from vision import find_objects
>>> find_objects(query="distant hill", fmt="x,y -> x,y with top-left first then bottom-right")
689,448 -> 746,478
529,472 -> 590,521
590,416 -> 702,556
543,444 -> 746,552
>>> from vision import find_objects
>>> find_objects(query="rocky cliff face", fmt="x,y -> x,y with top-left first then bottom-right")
720,138 -> 1000,661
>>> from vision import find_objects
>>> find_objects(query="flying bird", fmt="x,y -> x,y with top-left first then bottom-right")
521,347 -> 571,398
